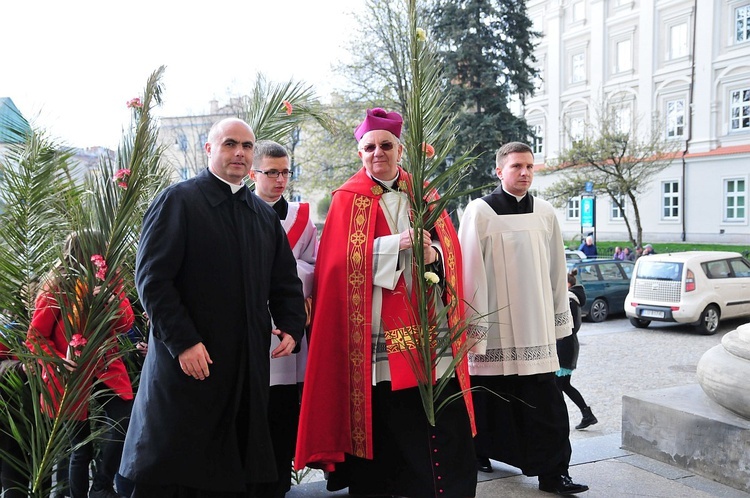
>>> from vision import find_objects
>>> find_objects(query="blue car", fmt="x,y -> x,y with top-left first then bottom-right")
566,259 -> 635,322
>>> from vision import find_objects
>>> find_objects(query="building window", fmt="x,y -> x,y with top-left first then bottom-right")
662,181 -> 680,219
730,88 -> 750,131
572,52 -> 586,83
530,124 -> 544,154
668,22 -> 689,59
611,194 -> 625,220
198,133 -> 208,149
724,178 -> 746,221
615,39 -> 632,73
567,198 -> 580,220
666,99 -> 685,139
613,106 -> 632,134
176,133 -> 189,152
736,4 -> 750,43
569,117 -> 585,146
572,1 -> 585,23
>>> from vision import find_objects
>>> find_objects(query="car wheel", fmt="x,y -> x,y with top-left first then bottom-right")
589,298 -> 609,323
629,317 -> 651,329
696,305 -> 720,335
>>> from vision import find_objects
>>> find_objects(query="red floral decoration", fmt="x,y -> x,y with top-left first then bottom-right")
113,168 -> 131,189
90,255 -> 108,281
421,142 -> 435,159
126,97 -> 143,109
69,333 -> 88,357
282,100 -> 293,115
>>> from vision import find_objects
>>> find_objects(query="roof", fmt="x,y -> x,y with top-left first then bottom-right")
636,251 -> 743,263
0,98 -> 31,143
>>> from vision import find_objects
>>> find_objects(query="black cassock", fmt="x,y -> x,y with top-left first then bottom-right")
120,169 -> 305,492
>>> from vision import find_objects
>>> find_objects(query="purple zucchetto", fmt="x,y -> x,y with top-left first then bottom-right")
354,108 -> 403,141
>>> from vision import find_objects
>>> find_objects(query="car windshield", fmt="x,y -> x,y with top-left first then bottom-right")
636,261 -> 683,281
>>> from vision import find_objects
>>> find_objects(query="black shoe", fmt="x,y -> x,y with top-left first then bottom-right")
576,406 -> 598,430
476,456 -> 493,473
538,475 -> 589,495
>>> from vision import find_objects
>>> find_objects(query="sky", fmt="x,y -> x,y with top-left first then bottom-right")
1,1 -> 361,150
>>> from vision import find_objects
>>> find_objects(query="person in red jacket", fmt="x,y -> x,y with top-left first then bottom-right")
26,232 -> 135,498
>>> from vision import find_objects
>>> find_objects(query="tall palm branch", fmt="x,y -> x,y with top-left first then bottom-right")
394,0 -> 482,426
0,67 -> 170,496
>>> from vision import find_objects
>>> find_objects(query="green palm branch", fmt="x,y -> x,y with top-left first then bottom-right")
236,73 -> 336,143
0,67 -> 169,496
395,0 -> 486,426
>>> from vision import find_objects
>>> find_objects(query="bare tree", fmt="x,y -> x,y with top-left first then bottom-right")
540,101 -> 679,248
335,0 -> 415,111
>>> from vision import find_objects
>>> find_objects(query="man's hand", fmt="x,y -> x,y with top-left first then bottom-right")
398,229 -> 438,264
178,342 -> 213,380
271,329 -> 296,358
399,229 -> 432,251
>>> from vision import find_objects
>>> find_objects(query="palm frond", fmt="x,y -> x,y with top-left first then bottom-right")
393,0 -> 484,426
0,67 -> 168,496
237,74 -> 336,143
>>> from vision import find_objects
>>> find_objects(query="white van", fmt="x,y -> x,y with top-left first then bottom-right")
624,251 -> 750,334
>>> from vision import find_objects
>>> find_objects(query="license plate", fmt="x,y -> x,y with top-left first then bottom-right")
641,310 -> 665,318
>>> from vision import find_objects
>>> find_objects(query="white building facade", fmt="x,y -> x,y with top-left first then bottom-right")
524,0 -> 750,244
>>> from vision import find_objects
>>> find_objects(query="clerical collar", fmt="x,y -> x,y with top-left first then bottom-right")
263,196 -> 283,207
209,170 -> 245,194
502,185 -> 527,202
367,170 -> 399,190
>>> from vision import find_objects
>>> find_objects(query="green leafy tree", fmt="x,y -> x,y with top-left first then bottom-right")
540,104 -> 679,249
430,0 -> 539,201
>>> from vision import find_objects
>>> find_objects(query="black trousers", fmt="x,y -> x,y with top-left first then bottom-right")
254,384 -> 300,498
471,373 -> 572,477
0,360 -> 30,498
0,434 -> 27,498
68,392 -> 132,497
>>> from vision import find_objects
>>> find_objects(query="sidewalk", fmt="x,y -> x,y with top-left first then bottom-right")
287,434 -> 750,497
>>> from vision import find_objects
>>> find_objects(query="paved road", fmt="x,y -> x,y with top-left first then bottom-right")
565,313 -> 748,442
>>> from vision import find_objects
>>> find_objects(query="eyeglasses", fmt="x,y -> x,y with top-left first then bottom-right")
253,169 -> 294,179
361,142 -> 395,153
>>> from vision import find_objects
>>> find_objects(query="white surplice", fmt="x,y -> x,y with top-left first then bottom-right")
270,201 -> 317,385
459,195 -> 572,376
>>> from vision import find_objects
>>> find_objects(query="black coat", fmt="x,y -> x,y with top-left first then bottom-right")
120,169 -> 306,491
557,285 -> 586,371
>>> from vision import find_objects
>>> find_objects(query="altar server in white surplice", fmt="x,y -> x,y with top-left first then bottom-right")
250,140 -> 317,498
458,142 -> 589,496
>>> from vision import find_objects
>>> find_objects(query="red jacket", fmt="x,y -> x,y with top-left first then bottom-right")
26,282 -> 135,420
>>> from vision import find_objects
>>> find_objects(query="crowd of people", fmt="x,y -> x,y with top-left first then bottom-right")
581,239 -> 656,262
1,111 -> 599,498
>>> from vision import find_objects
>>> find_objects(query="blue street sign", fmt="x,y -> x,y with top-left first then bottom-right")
581,196 -> 594,227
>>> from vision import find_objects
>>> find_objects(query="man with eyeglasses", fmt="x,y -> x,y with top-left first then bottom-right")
249,140 -> 317,498
296,108 -> 477,497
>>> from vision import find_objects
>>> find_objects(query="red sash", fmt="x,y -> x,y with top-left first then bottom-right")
286,203 -> 309,249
